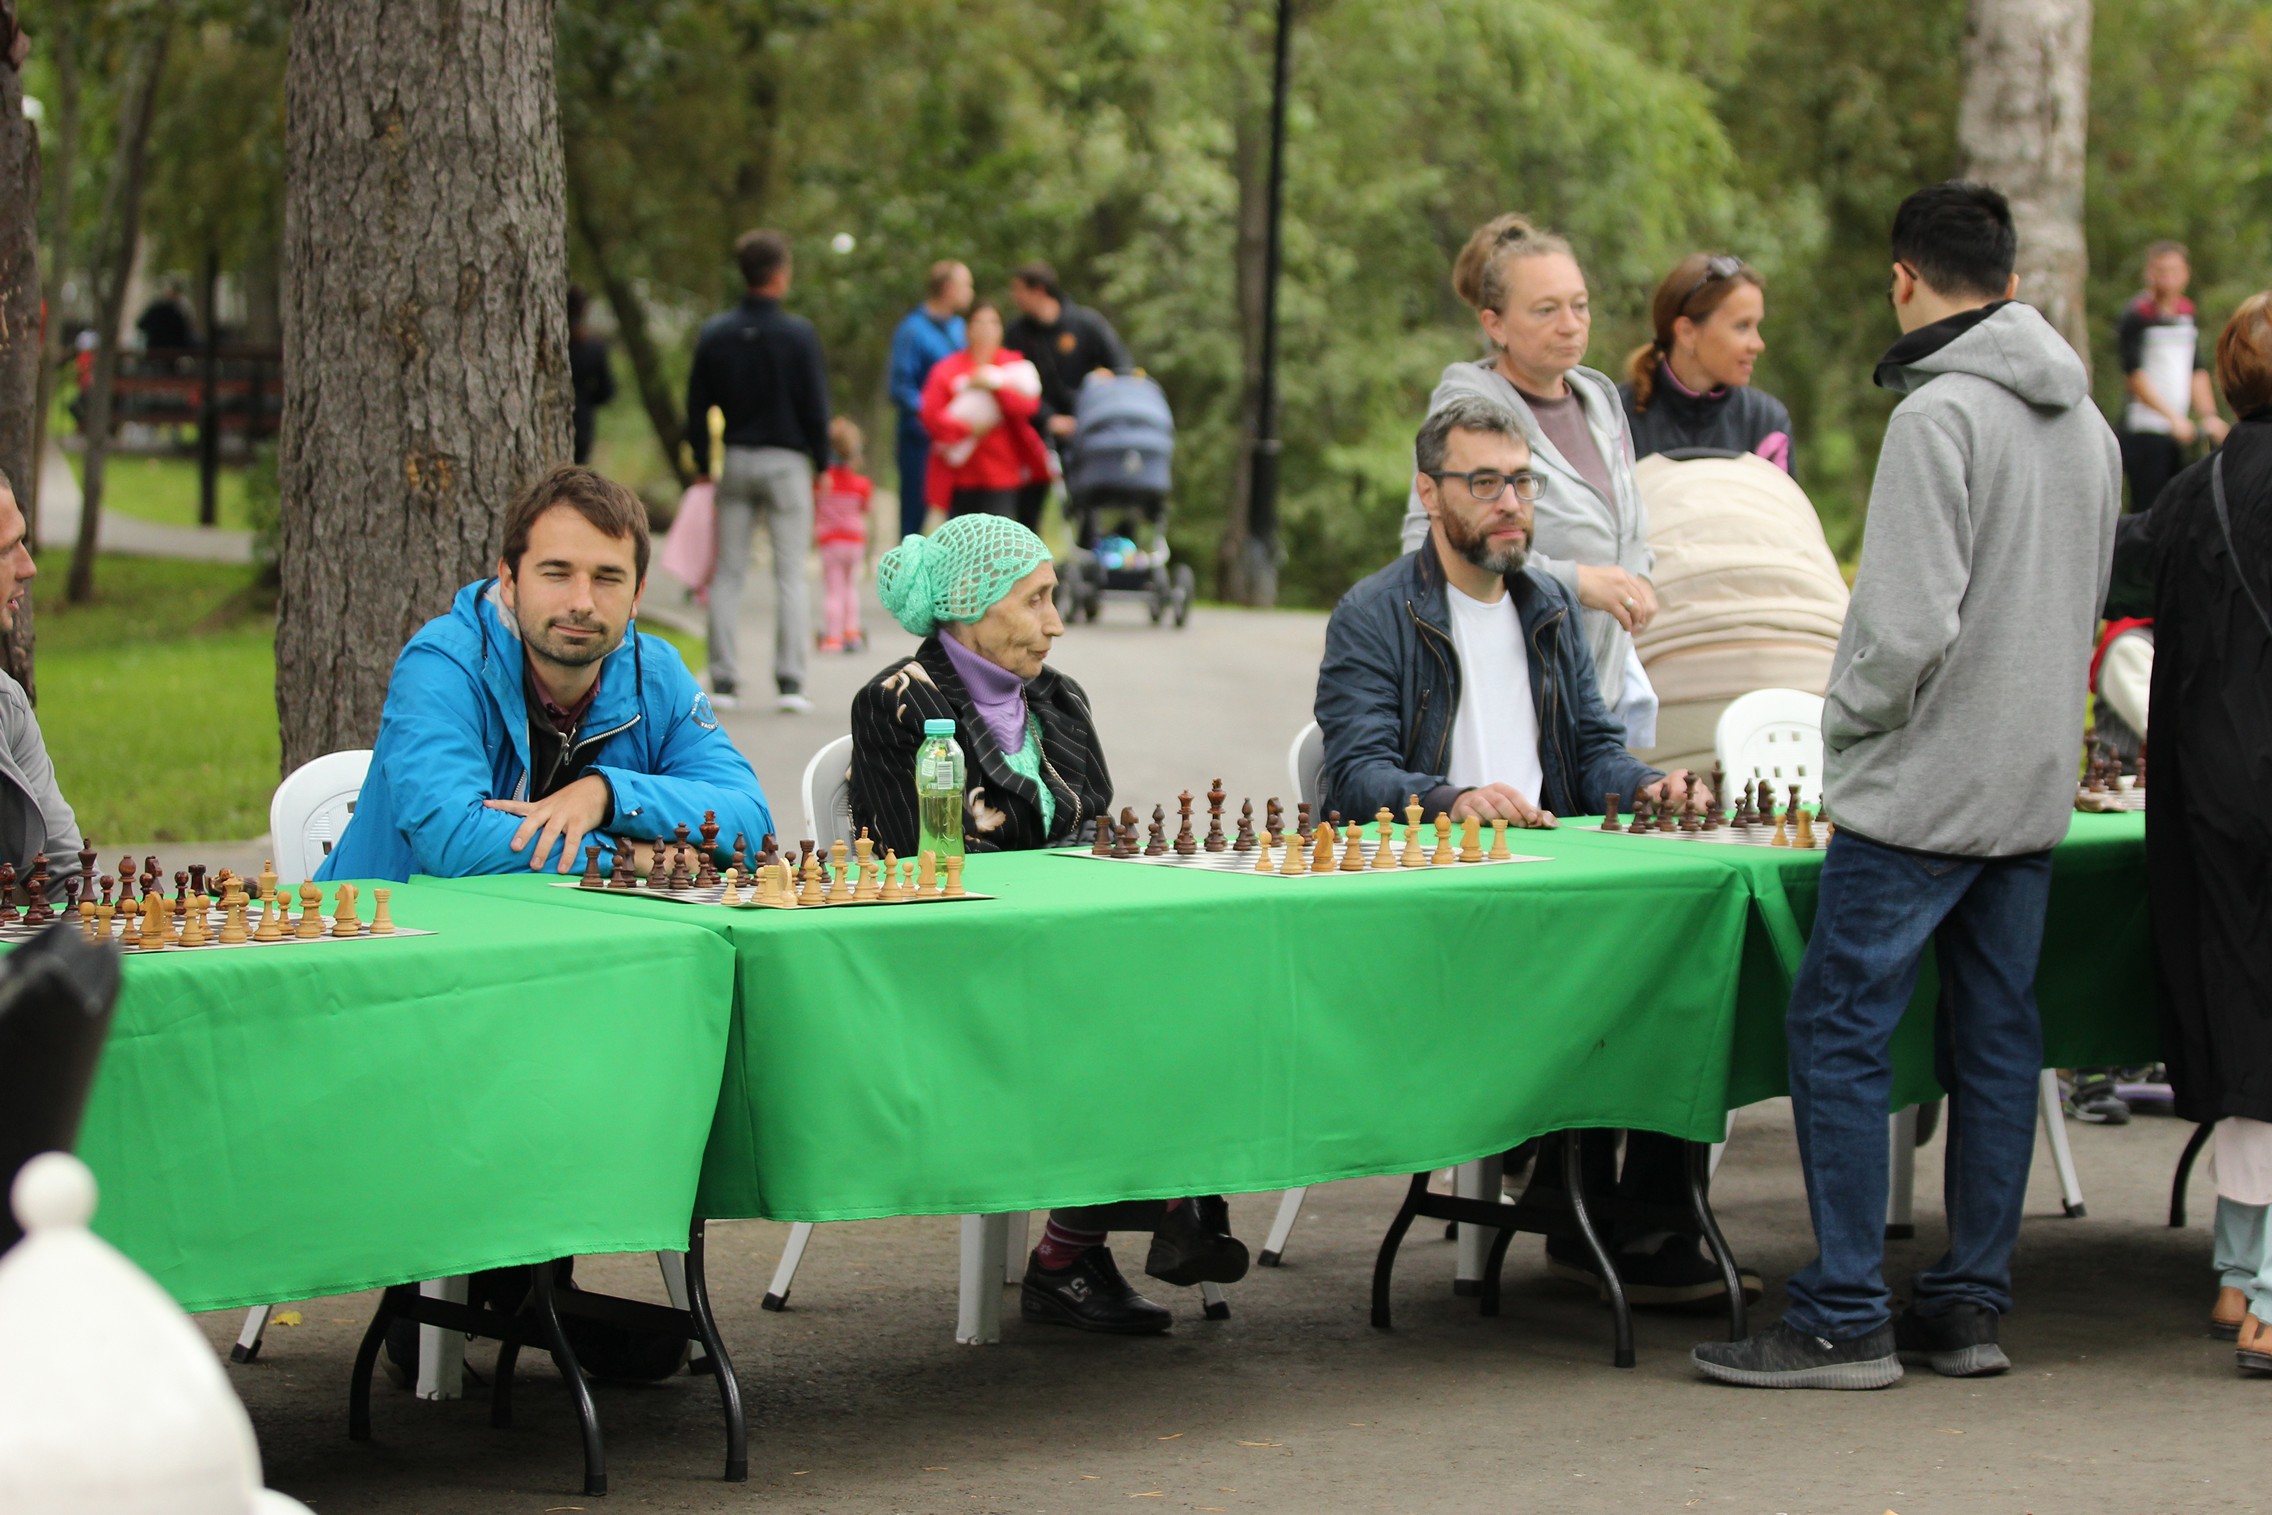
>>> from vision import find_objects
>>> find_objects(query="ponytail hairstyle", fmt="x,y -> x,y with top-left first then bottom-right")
1451,214 -> 1576,329
1625,252 -> 1765,413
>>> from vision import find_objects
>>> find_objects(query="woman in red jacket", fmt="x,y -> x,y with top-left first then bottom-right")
919,300 -> 1051,519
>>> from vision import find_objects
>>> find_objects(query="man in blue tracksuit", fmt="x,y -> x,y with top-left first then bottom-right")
887,259 -> 972,542
319,464 -> 773,883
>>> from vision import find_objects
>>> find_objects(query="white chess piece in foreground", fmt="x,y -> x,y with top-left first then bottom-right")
0,1152 -> 313,1513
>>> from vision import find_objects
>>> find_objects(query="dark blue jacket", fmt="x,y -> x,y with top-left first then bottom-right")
1316,544 -> 1658,821
318,580 -> 773,882
888,306 -> 967,425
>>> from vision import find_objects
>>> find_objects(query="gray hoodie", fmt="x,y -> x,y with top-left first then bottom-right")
1398,361 -> 1652,709
1825,301 -> 2120,857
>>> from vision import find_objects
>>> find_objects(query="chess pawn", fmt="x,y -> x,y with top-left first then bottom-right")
1432,814 -> 1455,866
1369,809 -> 1397,869
879,852 -> 903,901
1794,807 -> 1817,849
296,882 -> 325,938
609,846 -> 635,888
96,902 -> 116,941
721,866 -> 744,906
1458,814 -> 1484,864
1253,828 -> 1277,873
942,855 -> 966,897
1339,826 -> 1366,873
1770,809 -> 1790,848
119,902 -> 142,950
1488,818 -> 1512,861
78,900 -> 99,942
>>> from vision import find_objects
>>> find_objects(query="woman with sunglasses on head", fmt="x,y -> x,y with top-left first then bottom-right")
1399,215 -> 1662,749
1622,254 -> 1794,471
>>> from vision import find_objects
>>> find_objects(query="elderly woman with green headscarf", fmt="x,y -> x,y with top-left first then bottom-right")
849,514 -> 1250,1337
851,514 -> 1110,857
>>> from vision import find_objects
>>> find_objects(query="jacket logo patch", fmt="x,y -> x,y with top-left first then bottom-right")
1057,332 -> 1077,353
691,692 -> 720,731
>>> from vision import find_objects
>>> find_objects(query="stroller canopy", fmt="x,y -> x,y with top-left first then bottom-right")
1067,373 -> 1175,500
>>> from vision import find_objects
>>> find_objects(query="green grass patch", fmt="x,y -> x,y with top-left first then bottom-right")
34,556 -> 278,842
62,449 -> 259,532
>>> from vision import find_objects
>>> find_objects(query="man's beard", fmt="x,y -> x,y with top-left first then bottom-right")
518,610 -> 619,668
1443,511 -> 1528,576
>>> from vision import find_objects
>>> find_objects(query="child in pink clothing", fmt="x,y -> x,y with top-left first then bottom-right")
816,417 -> 874,653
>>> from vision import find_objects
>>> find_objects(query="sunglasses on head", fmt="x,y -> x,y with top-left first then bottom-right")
1677,254 -> 1745,313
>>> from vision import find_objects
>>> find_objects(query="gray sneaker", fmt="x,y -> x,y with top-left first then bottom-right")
1894,1301 -> 2010,1377
1692,1319 -> 1902,1389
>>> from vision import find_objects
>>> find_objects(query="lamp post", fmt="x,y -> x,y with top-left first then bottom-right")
1239,0 -> 1292,605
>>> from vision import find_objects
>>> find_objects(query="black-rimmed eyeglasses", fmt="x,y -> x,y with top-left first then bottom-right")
1677,253 -> 1745,313
1425,469 -> 1545,503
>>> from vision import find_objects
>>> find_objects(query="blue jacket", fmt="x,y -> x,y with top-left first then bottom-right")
1315,544 -> 1658,822
888,306 -> 966,423
318,580 -> 774,882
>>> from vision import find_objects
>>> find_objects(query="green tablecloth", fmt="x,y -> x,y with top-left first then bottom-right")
72,879 -> 738,1312
1547,811 -> 2157,1108
443,838 -> 1753,1223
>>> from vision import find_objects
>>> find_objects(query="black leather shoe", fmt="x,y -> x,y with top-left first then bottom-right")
1021,1247 -> 1173,1335
1146,1196 -> 1250,1286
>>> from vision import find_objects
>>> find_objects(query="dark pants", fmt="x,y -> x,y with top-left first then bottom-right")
1013,480 -> 1050,532
1782,829 -> 2053,1339
894,419 -> 930,540
2118,429 -> 2184,512
949,486 -> 1018,519
1527,1129 -> 1696,1248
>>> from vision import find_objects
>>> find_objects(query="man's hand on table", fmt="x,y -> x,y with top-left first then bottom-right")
1450,784 -> 1557,829
485,773 -> 613,872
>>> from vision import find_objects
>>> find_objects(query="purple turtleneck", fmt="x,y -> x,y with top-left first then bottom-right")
938,630 -> 1030,754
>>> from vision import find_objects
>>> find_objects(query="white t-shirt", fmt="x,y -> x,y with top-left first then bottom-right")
2126,315 -> 2199,435
1445,583 -> 1544,802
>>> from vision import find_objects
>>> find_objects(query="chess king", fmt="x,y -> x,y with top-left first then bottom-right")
319,464 -> 773,882
1314,396 -> 1754,1311
847,514 -> 1246,1335
0,468 -> 81,901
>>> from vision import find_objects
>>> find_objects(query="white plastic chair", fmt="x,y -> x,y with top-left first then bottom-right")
1289,721 -> 1323,810
1713,689 -> 1825,808
799,734 -> 856,852
267,750 -> 373,887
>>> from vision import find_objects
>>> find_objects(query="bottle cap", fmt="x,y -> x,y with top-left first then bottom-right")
922,719 -> 957,737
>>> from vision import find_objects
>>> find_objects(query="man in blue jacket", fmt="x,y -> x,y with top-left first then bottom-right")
887,259 -> 972,543
1317,394 -> 1753,1307
319,464 -> 774,882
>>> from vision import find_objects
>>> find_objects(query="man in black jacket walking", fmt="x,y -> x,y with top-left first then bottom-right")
685,229 -> 831,712
1005,262 -> 1130,531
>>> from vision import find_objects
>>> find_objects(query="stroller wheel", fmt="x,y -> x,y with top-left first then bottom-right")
1053,564 -> 1079,623
1148,583 -> 1167,624
1171,563 -> 1195,629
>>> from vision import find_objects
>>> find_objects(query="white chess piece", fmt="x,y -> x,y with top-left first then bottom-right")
0,1152 -> 314,1513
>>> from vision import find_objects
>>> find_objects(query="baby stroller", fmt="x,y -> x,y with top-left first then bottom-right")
1056,372 -> 1193,628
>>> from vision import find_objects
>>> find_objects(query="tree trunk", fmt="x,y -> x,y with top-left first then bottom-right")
1959,0 -> 2092,363
1217,0 -> 1270,605
66,25 -> 169,606
28,2 -> 80,548
278,0 -> 571,773
564,137 -> 688,485
0,1 -> 40,697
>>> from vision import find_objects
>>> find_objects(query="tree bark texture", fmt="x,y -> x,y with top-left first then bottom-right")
1217,0 -> 1273,606
1960,0 -> 2092,363
0,1 -> 40,696
66,25 -> 169,606
28,5 -> 81,548
279,0 -> 571,773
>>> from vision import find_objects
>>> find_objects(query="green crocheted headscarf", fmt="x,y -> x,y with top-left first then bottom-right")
875,514 -> 1053,636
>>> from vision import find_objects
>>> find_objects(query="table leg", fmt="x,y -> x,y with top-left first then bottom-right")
956,1213 -> 1008,1344
2172,1123 -> 2212,1228
2038,1068 -> 2086,1218
1561,1137 -> 1633,1369
1259,1187 -> 1307,1266
416,1276 -> 468,1400
1454,1155 -> 1504,1297
1002,1210 -> 1030,1282
685,1220 -> 749,1483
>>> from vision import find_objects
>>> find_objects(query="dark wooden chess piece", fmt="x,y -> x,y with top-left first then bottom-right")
77,841 -> 98,891
646,840 -> 671,891
116,856 -> 137,901
1679,793 -> 1702,832
1232,799 -> 1256,853
1092,815 -> 1115,856
189,864 -> 208,900
64,877 -> 80,915
696,844 -> 720,889
735,834 -> 754,873
699,810 -> 721,858
580,845 -> 605,889
0,863 -> 17,924
608,845 -> 635,889
668,844 -> 692,890
1173,791 -> 1198,855
1601,792 -> 1623,832
1204,779 -> 1228,852
1113,807 -> 1139,859
1146,804 -> 1169,857
98,875 -> 114,908
1296,802 -> 1314,843
24,858 -> 52,925
1265,798 -> 1284,841
1786,785 -> 1802,823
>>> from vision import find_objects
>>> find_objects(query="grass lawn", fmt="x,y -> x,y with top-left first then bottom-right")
34,556 -> 278,842
61,448 -> 261,532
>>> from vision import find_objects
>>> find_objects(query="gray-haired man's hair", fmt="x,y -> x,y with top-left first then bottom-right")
1415,396 -> 1522,475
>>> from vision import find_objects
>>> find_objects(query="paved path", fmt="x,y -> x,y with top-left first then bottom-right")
36,436 -> 256,564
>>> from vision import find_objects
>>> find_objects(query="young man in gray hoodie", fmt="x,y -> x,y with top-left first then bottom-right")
0,469 -> 81,900
1694,183 -> 2121,1390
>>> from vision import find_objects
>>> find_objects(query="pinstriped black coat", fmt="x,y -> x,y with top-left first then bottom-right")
848,636 -> 1111,857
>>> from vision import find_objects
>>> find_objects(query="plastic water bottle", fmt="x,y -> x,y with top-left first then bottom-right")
915,718 -> 966,865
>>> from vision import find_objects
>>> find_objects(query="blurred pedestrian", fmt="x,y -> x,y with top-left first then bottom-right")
2117,240 -> 2230,511
1006,261 -> 1130,530
919,300 -> 1049,520
1622,254 -> 1794,471
684,229 -> 831,713
888,260 -> 972,542
2103,290 -> 2272,1367
816,416 -> 874,654
134,278 -> 195,353
567,283 -> 616,466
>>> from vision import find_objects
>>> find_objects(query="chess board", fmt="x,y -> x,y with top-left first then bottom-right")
18,901 -> 433,954
2075,786 -> 2145,813
1056,835 -> 1549,876
1596,820 -> 1829,852
555,878 -> 991,911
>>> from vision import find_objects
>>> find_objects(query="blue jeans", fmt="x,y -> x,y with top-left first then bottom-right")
895,418 -> 930,541
1782,829 -> 2053,1340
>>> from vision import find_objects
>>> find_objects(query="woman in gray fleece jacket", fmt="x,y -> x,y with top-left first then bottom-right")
1398,215 -> 1659,746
